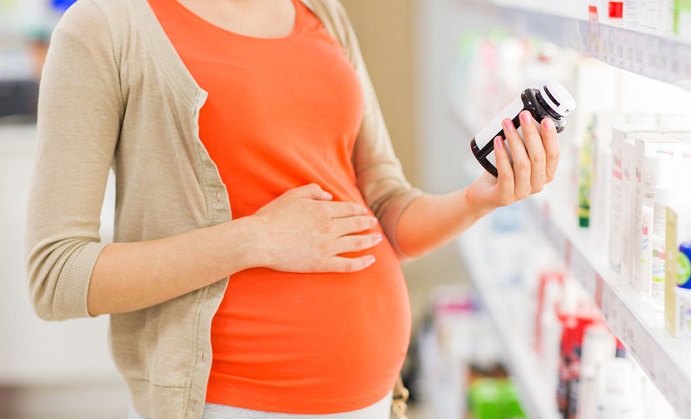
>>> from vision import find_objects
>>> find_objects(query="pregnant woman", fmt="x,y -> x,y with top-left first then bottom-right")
25,0 -> 559,418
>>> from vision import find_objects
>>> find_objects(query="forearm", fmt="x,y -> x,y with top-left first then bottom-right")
396,115 -> 560,258
87,184 -> 380,316
396,189 -> 493,258
87,218 -> 256,316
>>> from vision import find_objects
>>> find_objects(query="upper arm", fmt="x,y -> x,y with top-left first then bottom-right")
25,0 -> 123,320
327,2 -> 422,257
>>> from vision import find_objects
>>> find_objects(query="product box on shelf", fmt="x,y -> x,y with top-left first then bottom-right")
607,116 -> 691,281
589,118 -> 612,250
468,378 -> 526,419
609,128 -> 637,278
676,0 -> 691,38
576,323 -> 617,419
630,133 -> 691,300
567,60 -> 618,232
534,271 -> 565,355
577,116 -> 595,228
641,0 -> 675,32
556,312 -> 598,419
587,112 -> 652,251
625,0 -> 644,24
553,279 -> 601,419
579,112 -> 642,244
665,204 -> 691,337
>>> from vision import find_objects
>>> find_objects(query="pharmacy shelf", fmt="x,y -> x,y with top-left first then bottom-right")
521,194 -> 691,418
456,221 -> 561,419
452,2 -> 691,417
460,1 -> 691,89
456,196 -> 691,418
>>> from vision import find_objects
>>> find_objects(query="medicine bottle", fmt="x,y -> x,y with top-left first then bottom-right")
470,80 -> 576,177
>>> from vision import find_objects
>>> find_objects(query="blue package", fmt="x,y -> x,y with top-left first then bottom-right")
51,0 -> 78,13
677,242 -> 691,288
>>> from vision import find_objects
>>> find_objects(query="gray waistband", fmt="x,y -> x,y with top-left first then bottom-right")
129,392 -> 393,419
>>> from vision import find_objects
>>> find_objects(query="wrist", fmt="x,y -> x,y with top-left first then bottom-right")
463,186 -> 496,220
218,216 -> 268,272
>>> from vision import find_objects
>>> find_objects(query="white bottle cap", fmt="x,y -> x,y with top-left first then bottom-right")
540,80 -> 577,117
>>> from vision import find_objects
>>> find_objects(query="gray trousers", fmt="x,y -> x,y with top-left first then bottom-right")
128,392 -> 392,419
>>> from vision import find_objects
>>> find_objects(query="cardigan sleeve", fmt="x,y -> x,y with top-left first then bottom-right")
328,2 -> 422,258
25,0 -> 123,321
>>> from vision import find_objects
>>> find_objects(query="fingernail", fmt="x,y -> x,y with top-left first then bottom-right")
367,255 -> 376,265
502,119 -> 513,131
371,216 -> 379,224
374,233 -> 383,243
494,136 -> 503,149
543,117 -> 554,130
520,111 -> 531,124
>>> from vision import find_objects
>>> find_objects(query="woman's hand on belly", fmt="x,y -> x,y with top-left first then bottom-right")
242,183 -> 382,273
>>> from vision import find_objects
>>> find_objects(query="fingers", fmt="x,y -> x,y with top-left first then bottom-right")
325,201 -> 369,219
493,135 -> 514,205
334,232 -> 383,255
255,184 -> 384,274
324,255 -> 377,273
519,111 -> 548,191
284,183 -> 333,201
498,111 -> 559,200
315,230 -> 381,273
541,117 -> 560,181
279,183 -> 377,238
286,184 -> 370,218
329,212 -> 377,236
502,117 -> 531,199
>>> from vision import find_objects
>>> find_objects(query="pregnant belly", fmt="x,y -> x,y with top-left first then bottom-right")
206,238 -> 411,414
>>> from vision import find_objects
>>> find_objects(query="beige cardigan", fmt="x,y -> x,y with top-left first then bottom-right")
25,0 -> 420,417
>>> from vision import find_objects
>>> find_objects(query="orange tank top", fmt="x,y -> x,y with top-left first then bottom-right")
148,0 -> 411,413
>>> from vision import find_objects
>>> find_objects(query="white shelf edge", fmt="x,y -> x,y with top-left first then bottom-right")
524,196 -> 691,418
456,225 -> 561,419
461,1 -> 691,89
